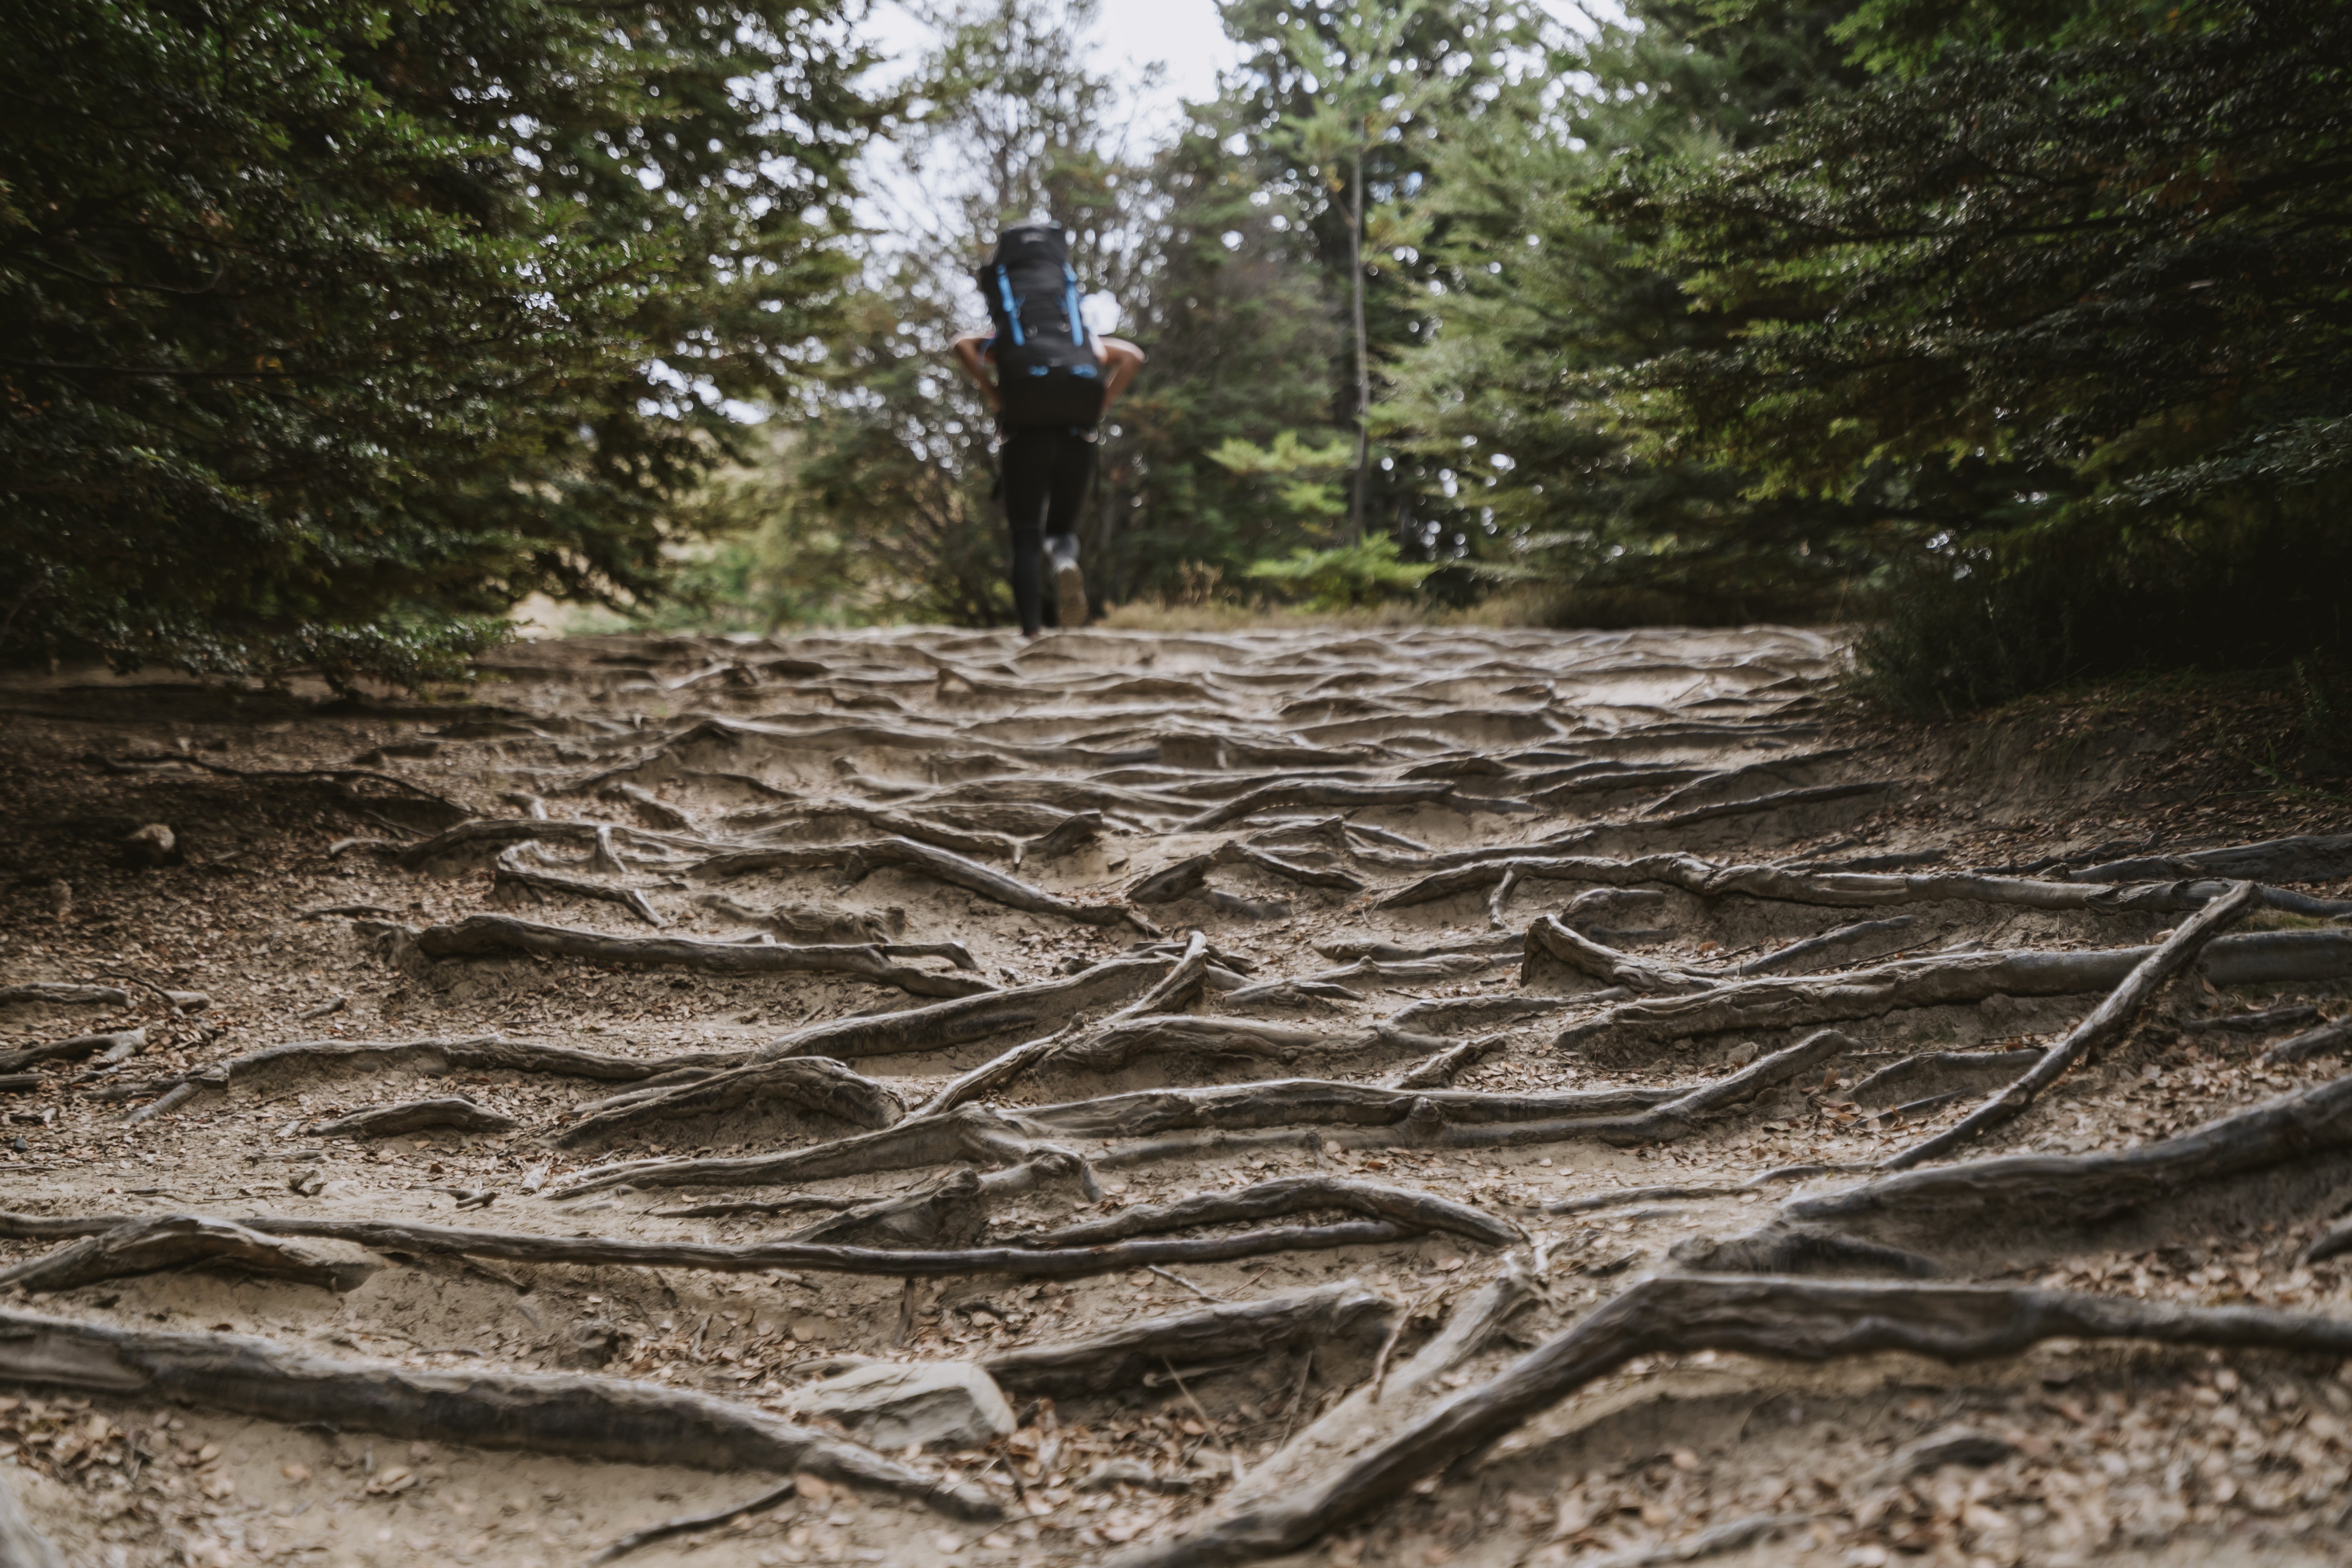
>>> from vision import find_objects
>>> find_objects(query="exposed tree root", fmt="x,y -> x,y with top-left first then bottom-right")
762,955 -> 1172,1061
913,932 -> 1214,1118
1056,1016 -> 1446,1076
550,1056 -> 1765,1198
1524,915 -> 1710,995
2264,1017 -> 2352,1065
0,1029 -> 143,1076
1013,1176 -> 1522,1250
1881,880 -> 2256,1169
1380,1034 -> 1506,1090
557,1058 -> 906,1146
411,914 -> 993,999
2069,831 -> 2352,885
735,799 -> 1018,861
1634,779 -> 1897,830
309,1096 -> 519,1139
1112,1273 -> 2352,1568
1673,1066 -> 2352,1276
1847,1050 -> 2042,1105
1225,1251 -> 1548,1510
492,842 -> 667,927
1131,844 -> 1365,905
783,1153 -> 1097,1248
0,983 -> 129,1008
0,1215 -> 376,1294
372,817 -> 713,871
1556,929 -> 2352,1052
1736,917 -> 1916,975
1179,782 -> 1460,834
0,1306 -> 996,1517
587,1478 -> 801,1566
695,834 -> 1156,933
2183,1003 -> 2321,1036
981,1282 -> 1397,1400
1379,849 -> 2352,919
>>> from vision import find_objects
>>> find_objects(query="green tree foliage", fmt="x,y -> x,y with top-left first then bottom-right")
1218,0 -> 1539,550
1384,2 -> 1885,621
0,0 -> 875,684
1604,0 -> 2352,702
1094,109 -> 1348,601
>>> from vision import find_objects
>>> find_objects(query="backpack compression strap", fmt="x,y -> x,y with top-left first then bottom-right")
1061,263 -> 1086,348
994,265 -> 1025,346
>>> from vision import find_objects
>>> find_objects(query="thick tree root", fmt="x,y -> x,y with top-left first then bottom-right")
980,1282 -> 1398,1400
1556,929 -> 2352,1052
1881,880 -> 2256,1168
1523,915 -> 1709,995
913,932 -> 1215,1118
0,1029 -> 143,1076
0,1306 -> 996,1517
0,1215 -> 378,1294
0,983 -> 129,1008
309,1096 -> 519,1139
1673,1066 -> 2352,1276
1110,1273 -> 2352,1568
555,959 -> 1180,1152
557,1057 -> 905,1146
0,1207 -> 1429,1281
1013,1176 -> 1522,1250
1224,1251 -> 1548,1511
1379,849 -> 2352,918
552,1032 -> 1844,1198
411,914 -> 993,999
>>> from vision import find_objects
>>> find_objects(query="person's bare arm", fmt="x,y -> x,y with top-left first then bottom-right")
950,332 -> 1002,413
1096,336 -> 1145,414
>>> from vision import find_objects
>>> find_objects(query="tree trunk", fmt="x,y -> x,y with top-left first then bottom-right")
1348,136 -> 1370,545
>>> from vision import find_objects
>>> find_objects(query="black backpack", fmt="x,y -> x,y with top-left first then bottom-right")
975,224 -> 1104,427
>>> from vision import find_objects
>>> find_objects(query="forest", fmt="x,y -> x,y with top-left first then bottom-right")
3,0 -> 2348,704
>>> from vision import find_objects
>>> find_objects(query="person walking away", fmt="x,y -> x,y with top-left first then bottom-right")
951,223 -> 1143,636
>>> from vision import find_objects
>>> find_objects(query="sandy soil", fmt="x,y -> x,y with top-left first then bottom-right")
0,625 -> 2348,1568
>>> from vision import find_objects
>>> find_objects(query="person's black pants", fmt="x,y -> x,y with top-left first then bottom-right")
998,424 -> 1095,635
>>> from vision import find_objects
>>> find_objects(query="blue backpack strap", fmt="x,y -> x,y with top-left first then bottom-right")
1061,263 -> 1085,347
994,265 -> 1025,345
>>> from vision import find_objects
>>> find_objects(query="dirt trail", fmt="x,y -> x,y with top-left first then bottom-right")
3,625 -> 2352,1568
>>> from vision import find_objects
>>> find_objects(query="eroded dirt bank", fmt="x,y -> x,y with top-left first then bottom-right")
1,626 -> 2349,1568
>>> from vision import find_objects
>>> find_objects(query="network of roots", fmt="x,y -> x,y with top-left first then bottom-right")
4,624 -> 2352,1568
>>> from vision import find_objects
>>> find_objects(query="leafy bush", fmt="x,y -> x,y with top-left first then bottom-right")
1244,536 -> 1437,611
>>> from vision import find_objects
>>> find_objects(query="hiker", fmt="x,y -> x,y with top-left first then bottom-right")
951,222 -> 1144,637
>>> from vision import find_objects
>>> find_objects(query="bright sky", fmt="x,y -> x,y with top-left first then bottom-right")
862,0 -> 1620,142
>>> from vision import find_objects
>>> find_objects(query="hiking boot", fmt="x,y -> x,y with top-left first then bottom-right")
1047,535 -> 1087,630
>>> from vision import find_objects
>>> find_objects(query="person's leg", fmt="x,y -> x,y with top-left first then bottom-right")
997,428 -> 1052,636
1042,429 -> 1098,629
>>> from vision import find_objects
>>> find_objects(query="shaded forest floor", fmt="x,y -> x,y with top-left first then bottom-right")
0,627 -> 2347,1568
